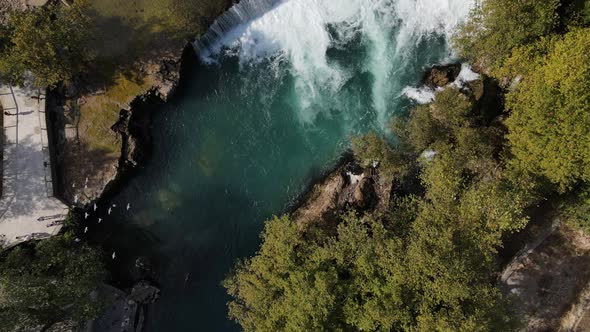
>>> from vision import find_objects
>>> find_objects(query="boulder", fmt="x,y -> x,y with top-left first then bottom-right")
127,281 -> 160,304
424,64 -> 462,88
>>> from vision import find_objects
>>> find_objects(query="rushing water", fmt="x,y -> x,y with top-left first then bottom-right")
94,0 -> 475,330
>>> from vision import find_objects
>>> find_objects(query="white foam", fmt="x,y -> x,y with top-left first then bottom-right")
451,63 -> 480,88
197,0 -> 475,124
403,63 -> 481,103
402,86 -> 436,104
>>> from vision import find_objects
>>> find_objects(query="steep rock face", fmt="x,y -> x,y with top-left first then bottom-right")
352,177 -> 378,210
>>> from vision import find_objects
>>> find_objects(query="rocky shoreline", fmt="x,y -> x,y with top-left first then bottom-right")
45,10 -> 233,332
50,53 -> 182,208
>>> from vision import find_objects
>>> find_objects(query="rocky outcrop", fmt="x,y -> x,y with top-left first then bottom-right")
88,281 -> 160,332
352,177 -> 377,210
128,281 -> 161,304
292,162 -> 380,227
423,63 -> 462,88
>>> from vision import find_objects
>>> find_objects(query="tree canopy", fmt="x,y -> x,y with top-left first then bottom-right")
505,28 -> 590,189
225,0 -> 590,330
454,0 -> 560,72
0,2 -> 91,87
0,235 -> 107,331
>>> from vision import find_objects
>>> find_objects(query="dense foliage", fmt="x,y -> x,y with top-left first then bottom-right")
0,235 -> 107,331
225,84 -> 528,331
505,28 -> 590,189
0,2 -> 90,87
454,0 -> 560,72
226,1 -> 590,329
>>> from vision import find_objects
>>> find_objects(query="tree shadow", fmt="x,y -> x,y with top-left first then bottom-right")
47,91 -> 120,204
78,1 -> 234,93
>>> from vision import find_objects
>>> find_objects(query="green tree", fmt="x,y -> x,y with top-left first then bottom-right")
505,28 -> 590,189
0,2 -> 91,87
454,0 -> 560,72
559,185 -> 590,231
225,205 -> 522,331
0,236 -> 107,331
406,151 -> 526,331
224,215 -> 339,331
351,132 -> 409,178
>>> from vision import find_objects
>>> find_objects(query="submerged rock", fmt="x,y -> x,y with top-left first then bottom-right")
128,281 -> 160,304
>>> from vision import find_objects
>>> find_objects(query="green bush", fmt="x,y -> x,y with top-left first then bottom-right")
559,186 -> 590,231
350,132 -> 409,178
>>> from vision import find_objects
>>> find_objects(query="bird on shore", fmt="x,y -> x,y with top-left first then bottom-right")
107,207 -> 112,215
85,177 -> 88,184
112,252 -> 116,260
72,182 -> 75,188
98,218 -> 102,224
84,227 -> 88,234
84,212 -> 89,219
93,203 -> 97,211
74,195 -> 78,204
127,203 -> 130,211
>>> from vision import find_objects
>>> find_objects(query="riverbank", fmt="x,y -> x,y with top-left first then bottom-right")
52,0 -> 236,207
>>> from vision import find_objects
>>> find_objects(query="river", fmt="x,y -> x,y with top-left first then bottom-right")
96,0 -> 474,330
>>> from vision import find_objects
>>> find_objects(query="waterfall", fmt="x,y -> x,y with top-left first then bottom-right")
193,0 -> 475,125
193,0 -> 284,56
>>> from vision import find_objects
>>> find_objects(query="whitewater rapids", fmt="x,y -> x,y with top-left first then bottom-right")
195,0 -> 475,125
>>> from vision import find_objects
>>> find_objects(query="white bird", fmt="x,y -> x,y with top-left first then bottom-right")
72,182 -> 76,188
74,195 -> 78,204
84,184 -> 88,189
112,203 -> 117,208
74,238 -> 81,243
84,212 -> 89,219
112,252 -> 116,260
93,203 -> 97,211
84,227 -> 88,234
126,203 -> 130,211
108,207 -> 112,215
85,177 -> 89,184
98,218 -> 102,224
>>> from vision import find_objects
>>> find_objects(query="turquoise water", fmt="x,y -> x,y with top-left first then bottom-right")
95,0 -> 474,330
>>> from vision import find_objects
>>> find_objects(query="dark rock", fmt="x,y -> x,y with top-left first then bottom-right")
468,76 -> 504,123
352,176 -> 378,210
127,281 -> 160,304
110,110 -> 130,135
424,64 -> 462,88
87,284 -> 139,332
135,256 -> 152,272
